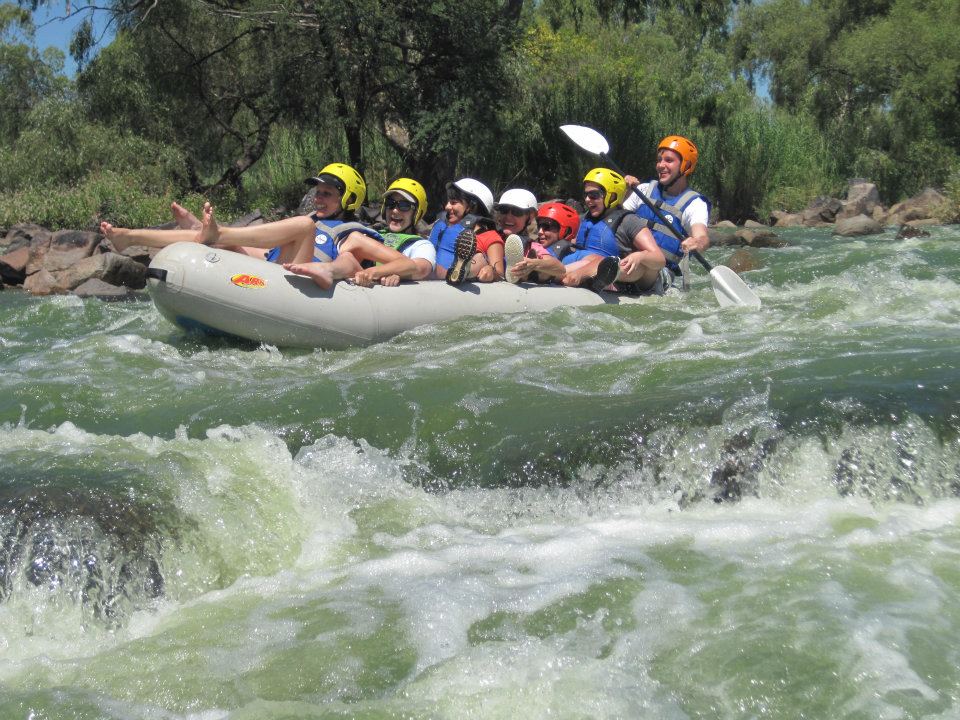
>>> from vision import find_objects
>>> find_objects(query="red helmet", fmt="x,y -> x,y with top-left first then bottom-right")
536,202 -> 580,241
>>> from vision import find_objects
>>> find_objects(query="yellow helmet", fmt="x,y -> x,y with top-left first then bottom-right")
384,177 -> 428,224
583,168 -> 627,209
657,136 -> 699,176
306,163 -> 367,212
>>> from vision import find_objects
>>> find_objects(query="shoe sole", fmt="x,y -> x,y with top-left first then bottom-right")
446,229 -> 477,285
590,256 -> 619,294
504,234 -> 525,284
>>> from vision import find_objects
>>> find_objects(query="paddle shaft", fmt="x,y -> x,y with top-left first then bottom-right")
599,152 -> 713,271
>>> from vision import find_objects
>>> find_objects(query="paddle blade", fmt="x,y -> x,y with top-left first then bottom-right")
709,266 -> 762,308
560,125 -> 610,156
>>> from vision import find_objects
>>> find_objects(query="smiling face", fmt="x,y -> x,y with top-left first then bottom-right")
536,217 -> 561,247
495,206 -> 533,235
445,189 -> 469,225
384,192 -> 417,233
313,182 -> 343,218
656,148 -> 683,187
583,182 -> 606,218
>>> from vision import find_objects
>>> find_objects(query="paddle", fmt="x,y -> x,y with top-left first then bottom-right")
560,124 -> 762,308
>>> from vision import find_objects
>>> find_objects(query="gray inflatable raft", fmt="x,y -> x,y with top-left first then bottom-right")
146,242 -> 657,349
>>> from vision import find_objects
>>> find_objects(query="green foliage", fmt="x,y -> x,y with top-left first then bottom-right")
701,102 -> 837,221
0,97 -> 187,193
4,0 -> 959,227
0,170 -> 205,230
0,3 -> 68,142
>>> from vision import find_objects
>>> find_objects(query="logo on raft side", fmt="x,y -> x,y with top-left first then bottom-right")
230,273 -> 266,289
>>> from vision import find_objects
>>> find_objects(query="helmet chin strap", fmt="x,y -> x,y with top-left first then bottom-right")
661,171 -> 683,193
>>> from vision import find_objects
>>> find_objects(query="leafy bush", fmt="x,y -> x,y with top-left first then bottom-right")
0,170 -> 208,230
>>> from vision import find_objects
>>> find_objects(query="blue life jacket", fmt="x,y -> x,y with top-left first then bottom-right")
429,212 -> 495,269
573,209 -> 628,258
265,215 -> 382,264
633,182 -> 710,273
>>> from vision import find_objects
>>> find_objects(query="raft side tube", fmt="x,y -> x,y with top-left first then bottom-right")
147,242 -> 654,349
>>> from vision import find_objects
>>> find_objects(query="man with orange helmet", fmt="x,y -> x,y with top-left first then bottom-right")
624,135 -> 711,281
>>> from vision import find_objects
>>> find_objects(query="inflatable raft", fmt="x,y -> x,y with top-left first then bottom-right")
146,242 -> 659,349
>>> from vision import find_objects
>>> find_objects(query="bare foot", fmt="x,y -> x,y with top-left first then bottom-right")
195,203 -> 220,246
352,269 -> 377,288
283,262 -> 334,290
171,202 -> 201,230
100,222 -> 133,252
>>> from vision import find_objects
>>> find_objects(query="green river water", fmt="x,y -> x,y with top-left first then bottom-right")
1,225 -> 959,719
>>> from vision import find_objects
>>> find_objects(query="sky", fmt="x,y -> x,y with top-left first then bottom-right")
30,4 -> 113,76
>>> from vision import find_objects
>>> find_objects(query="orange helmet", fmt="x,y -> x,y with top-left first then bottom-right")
658,136 -> 699,177
537,202 -> 580,241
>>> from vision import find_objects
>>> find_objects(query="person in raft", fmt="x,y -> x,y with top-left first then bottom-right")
504,201 -> 580,284
559,168 -> 666,294
623,135 -> 711,284
366,177 -> 436,286
447,187 -> 541,285
100,164 -> 419,290
428,178 -> 500,285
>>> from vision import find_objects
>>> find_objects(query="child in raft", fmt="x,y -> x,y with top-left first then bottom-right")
428,178 -> 503,284
100,163 -> 418,290
436,185 -> 542,285
504,201 -> 581,284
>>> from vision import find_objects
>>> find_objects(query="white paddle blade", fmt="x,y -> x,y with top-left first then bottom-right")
709,266 -> 762,308
560,125 -> 610,156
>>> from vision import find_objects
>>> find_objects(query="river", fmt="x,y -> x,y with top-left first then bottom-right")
1,225 -> 959,718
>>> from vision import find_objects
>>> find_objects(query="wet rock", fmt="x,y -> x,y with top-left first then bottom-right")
0,246 -> 29,285
744,219 -> 769,229
734,228 -> 786,248
837,180 -> 881,220
72,278 -> 134,298
886,188 -> 949,226
56,252 -> 147,291
801,196 -> 842,225
896,225 -> 931,239
0,483 -> 169,624
712,220 -> 737,230
30,229 -> 101,274
834,214 -> 883,237
770,210 -> 803,227
724,248 -> 760,273
708,226 -> 738,247
23,268 -> 66,295
2,223 -> 48,253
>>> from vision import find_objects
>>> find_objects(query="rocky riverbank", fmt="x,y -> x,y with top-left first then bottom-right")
0,181 -> 954,297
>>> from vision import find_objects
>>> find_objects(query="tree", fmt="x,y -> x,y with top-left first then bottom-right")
0,3 -> 68,142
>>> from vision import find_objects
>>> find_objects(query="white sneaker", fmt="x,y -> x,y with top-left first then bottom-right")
504,234 -> 525,284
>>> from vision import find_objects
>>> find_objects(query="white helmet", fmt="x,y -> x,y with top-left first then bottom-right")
450,178 -> 494,215
496,188 -> 538,211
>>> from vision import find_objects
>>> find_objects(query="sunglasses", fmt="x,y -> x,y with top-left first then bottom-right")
537,219 -> 560,233
583,189 -> 604,201
494,205 -> 528,217
384,199 -> 416,211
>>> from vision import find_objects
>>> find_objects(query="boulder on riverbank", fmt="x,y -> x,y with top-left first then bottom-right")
3,210 -> 265,297
834,214 -> 884,237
